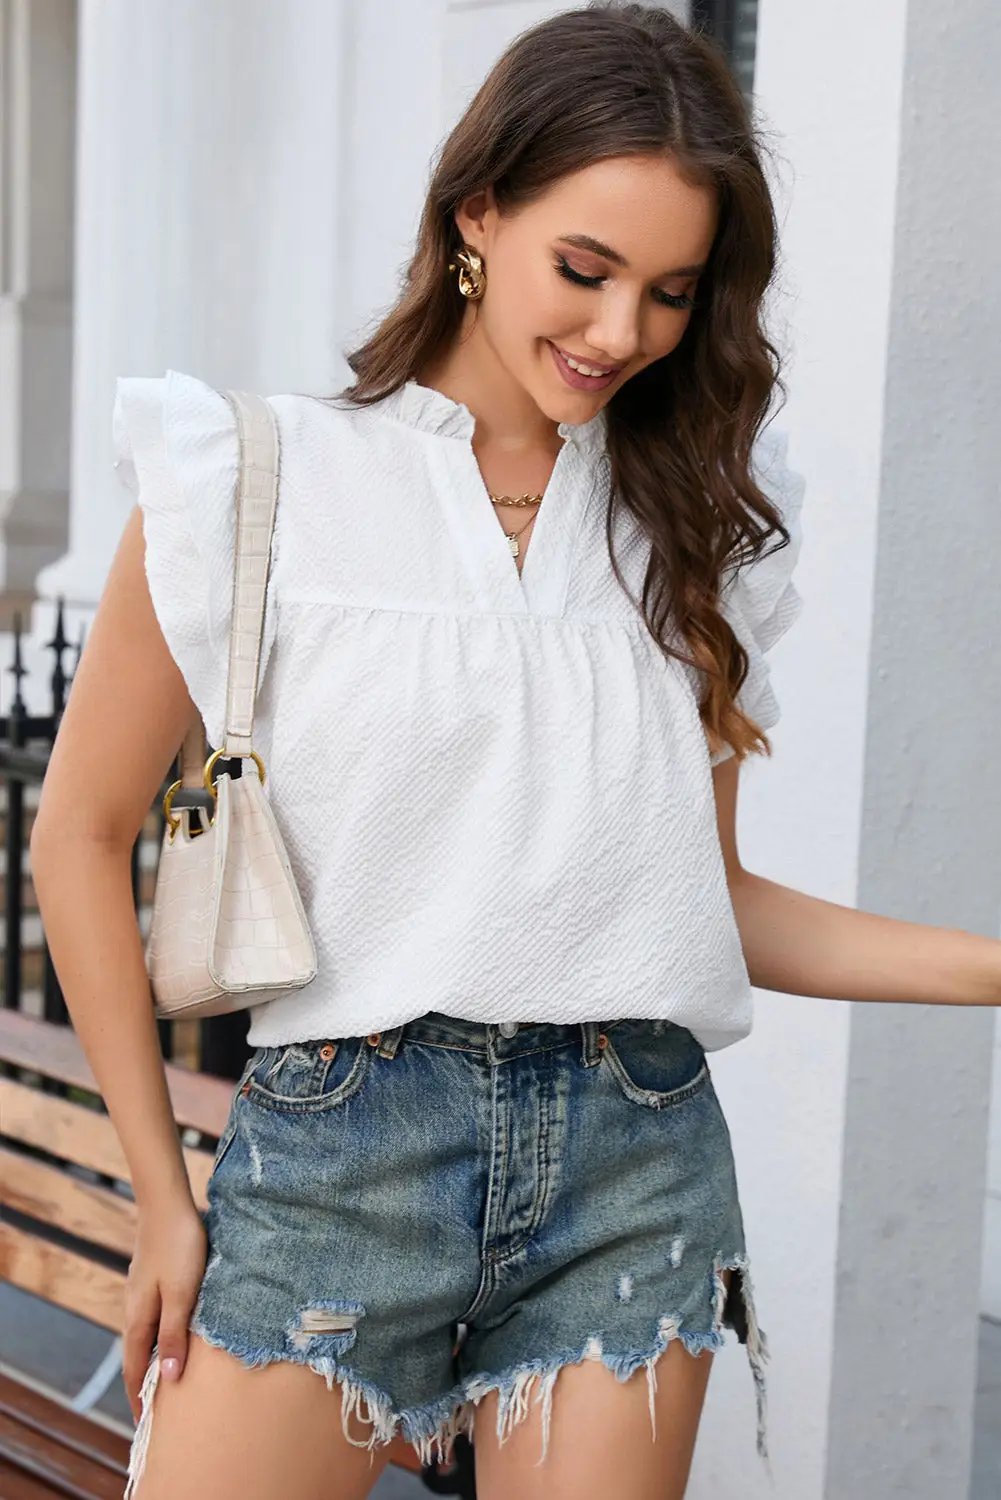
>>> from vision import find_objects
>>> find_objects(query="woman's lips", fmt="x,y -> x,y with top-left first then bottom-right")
548,341 -> 620,391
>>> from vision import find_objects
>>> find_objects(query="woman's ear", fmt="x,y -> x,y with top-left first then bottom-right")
453,185 -> 495,248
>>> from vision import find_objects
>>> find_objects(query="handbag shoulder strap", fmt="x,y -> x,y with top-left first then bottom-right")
177,387 -> 280,787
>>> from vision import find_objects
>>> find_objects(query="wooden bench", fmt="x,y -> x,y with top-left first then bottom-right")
0,1008 -> 440,1494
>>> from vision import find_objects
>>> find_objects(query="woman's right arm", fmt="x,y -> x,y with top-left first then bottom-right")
29,503 -> 211,1417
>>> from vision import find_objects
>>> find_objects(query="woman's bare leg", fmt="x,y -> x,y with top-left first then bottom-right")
130,1330 -> 395,1500
473,1267 -> 732,1500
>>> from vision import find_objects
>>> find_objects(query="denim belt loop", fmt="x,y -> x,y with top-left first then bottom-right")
581,1022 -> 602,1068
376,1026 -> 404,1060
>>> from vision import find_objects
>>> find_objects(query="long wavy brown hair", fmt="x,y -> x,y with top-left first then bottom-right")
330,2 -> 793,765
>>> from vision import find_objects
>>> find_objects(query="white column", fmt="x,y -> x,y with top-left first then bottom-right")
983,1007 -> 1001,1317
31,0 -> 358,691
28,0 -> 488,708
0,0 -> 75,625
693,2 -> 1001,1497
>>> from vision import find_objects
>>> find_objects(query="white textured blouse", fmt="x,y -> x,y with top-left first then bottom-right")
112,369 -> 804,1052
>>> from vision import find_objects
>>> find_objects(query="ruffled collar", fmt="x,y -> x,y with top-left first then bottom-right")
381,379 -> 609,463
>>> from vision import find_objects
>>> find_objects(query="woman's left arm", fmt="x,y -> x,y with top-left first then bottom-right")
712,756 -> 1001,1007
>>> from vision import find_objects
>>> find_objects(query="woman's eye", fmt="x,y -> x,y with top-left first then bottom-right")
553,255 -> 604,291
552,254 -> 697,311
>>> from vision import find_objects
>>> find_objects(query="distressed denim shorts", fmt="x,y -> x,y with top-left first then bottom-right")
126,1012 -> 770,1493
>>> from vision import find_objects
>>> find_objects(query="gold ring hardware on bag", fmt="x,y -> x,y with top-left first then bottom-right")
161,748 -> 267,841
202,746 -> 267,796
161,779 -> 189,841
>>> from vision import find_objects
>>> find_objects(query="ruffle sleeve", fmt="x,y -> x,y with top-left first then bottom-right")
709,424 -> 806,767
112,368 -> 278,752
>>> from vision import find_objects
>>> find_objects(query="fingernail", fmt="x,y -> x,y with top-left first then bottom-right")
161,1357 -> 181,1379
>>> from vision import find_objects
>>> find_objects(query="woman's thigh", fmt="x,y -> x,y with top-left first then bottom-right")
473,1274 -> 729,1500
129,1331 -> 393,1500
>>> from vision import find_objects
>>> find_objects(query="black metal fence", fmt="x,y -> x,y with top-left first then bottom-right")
1,596 -> 249,1081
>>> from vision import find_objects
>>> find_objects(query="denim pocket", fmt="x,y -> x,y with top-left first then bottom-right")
600,1019 -> 710,1110
243,1036 -> 372,1114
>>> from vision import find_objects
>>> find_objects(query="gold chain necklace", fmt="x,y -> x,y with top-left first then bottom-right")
497,506 -> 538,559
488,492 -> 543,559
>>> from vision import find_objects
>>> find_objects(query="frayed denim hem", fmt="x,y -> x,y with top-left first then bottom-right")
123,1251 -> 770,1495
460,1251 -> 771,1475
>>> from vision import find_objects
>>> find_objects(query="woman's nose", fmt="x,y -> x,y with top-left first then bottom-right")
585,309 -> 643,367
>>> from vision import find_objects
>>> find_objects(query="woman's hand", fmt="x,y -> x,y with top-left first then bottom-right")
122,1195 -> 209,1422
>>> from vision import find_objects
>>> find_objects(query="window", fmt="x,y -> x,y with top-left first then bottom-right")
690,0 -> 758,97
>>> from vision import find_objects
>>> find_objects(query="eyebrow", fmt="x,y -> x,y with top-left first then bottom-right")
556,232 -> 706,279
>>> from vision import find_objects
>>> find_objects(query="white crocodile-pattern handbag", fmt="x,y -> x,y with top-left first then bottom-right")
145,388 -> 317,1019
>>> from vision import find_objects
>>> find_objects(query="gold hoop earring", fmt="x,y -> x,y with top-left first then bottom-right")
447,246 -> 486,300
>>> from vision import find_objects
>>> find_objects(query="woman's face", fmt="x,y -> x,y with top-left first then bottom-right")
453,153 -> 719,424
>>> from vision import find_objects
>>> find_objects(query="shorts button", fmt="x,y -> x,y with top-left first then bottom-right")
597,1032 -> 608,1050
319,1044 -> 335,1060
498,1021 -> 519,1038
367,1032 -> 382,1047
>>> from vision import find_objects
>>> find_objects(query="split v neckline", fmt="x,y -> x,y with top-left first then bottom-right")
382,379 -> 609,617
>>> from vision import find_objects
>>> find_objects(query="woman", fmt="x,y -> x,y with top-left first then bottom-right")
30,5 -> 1000,1498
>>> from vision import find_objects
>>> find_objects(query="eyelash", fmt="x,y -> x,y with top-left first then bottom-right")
553,254 -> 698,311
